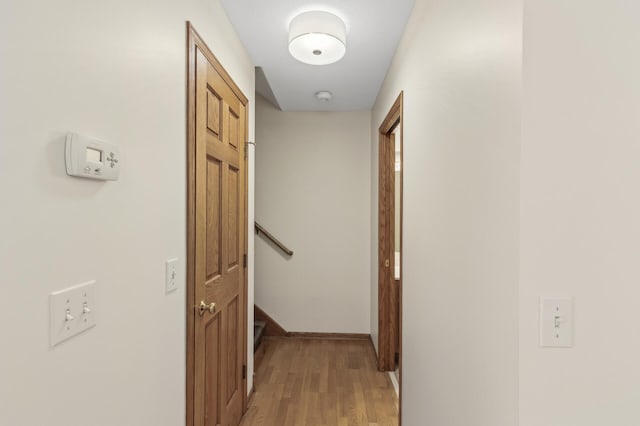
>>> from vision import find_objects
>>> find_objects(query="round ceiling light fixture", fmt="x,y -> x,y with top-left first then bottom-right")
315,91 -> 333,101
288,11 -> 347,66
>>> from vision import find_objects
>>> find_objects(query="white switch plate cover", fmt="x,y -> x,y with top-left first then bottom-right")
50,281 -> 96,346
540,297 -> 573,348
165,258 -> 178,293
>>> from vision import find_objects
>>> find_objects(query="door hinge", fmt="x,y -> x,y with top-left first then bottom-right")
243,253 -> 247,268
242,364 -> 247,379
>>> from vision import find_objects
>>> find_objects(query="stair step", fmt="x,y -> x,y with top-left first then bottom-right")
254,320 -> 266,352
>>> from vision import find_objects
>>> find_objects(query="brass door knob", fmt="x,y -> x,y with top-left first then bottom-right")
199,300 -> 216,316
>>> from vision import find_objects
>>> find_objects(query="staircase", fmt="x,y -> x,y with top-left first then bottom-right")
252,223 -> 292,356
253,223 -> 294,373
254,320 -> 266,352
253,305 -> 288,374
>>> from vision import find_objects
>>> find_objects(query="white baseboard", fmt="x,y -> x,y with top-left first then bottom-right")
388,371 -> 399,396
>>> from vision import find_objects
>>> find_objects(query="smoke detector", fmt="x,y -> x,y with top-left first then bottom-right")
315,91 -> 333,102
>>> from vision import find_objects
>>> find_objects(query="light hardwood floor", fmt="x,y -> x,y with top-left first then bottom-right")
240,337 -> 399,426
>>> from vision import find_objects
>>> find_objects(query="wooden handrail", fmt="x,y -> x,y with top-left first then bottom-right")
255,222 -> 294,256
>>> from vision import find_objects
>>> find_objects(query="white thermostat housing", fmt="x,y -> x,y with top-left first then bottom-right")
65,132 -> 120,181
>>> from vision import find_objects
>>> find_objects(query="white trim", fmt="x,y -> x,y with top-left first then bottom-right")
388,371 -> 399,396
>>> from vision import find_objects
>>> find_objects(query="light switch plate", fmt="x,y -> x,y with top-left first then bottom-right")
540,297 -> 573,348
165,258 -> 178,293
50,281 -> 96,346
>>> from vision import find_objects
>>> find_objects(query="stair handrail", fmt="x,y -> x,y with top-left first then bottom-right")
255,222 -> 294,256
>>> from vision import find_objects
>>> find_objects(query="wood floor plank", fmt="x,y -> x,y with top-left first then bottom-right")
241,337 -> 398,426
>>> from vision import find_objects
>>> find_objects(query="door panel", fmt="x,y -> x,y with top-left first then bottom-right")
207,90 -> 222,136
229,110 -> 239,151
190,30 -> 247,426
225,296 -> 239,402
206,157 -> 222,280
228,166 -> 239,267
204,316 -> 220,426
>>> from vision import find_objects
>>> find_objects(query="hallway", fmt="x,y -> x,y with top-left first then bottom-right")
240,338 -> 398,426
4,0 -> 640,424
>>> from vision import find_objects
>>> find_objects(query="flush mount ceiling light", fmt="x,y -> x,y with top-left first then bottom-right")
288,11 -> 347,66
315,91 -> 333,101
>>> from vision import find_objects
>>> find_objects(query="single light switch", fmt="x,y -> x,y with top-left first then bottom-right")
540,297 -> 573,348
165,258 -> 179,293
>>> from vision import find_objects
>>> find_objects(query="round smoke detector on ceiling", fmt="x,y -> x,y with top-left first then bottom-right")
289,11 -> 347,66
315,91 -> 333,101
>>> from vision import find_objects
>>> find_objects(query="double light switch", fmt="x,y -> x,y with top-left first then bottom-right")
50,281 -> 96,346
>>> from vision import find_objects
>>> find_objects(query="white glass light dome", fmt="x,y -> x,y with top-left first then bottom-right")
288,11 -> 347,66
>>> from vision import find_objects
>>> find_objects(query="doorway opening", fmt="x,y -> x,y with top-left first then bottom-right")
377,92 -> 404,420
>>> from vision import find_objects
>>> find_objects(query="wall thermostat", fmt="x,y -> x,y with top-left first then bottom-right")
65,132 -> 120,181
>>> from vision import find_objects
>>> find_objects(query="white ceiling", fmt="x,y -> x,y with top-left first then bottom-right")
219,0 -> 415,111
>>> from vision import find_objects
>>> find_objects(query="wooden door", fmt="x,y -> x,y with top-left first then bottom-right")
378,93 -> 403,373
389,133 -> 400,359
187,24 -> 248,426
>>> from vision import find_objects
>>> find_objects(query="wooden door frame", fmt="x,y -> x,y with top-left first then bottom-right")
377,91 -> 403,421
185,22 -> 249,426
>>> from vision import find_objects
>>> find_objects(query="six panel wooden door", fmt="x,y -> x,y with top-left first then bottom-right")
193,44 -> 246,426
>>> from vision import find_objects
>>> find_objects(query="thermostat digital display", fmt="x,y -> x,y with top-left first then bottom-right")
65,132 -> 120,181
86,147 -> 102,163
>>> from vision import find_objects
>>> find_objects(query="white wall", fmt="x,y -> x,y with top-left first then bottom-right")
371,0 -> 521,424
520,1 -> 640,424
0,1 -> 254,425
255,95 -> 371,333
